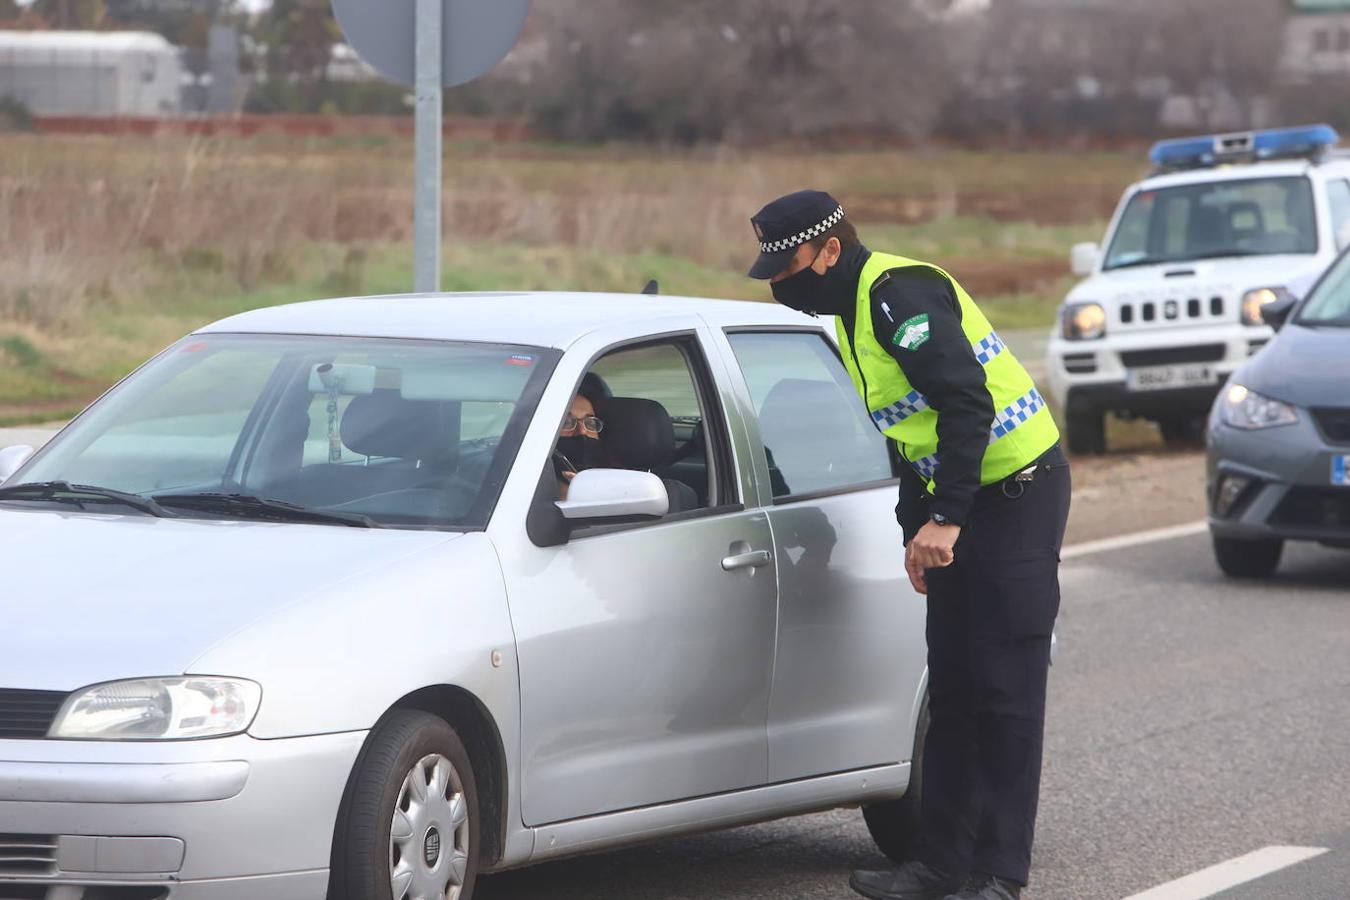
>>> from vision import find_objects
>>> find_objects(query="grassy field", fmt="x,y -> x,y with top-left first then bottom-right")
0,133 -> 1147,424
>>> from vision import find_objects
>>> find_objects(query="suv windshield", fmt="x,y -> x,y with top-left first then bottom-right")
1103,176 -> 1317,270
1298,250 -> 1350,326
10,335 -> 556,530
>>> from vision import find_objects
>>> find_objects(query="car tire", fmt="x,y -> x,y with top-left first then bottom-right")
1066,403 -> 1106,455
329,709 -> 480,900
861,696 -> 929,862
1212,534 -> 1283,579
1159,415 -> 1205,449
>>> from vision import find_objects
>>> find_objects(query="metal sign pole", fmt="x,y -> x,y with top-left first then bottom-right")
413,0 -> 443,293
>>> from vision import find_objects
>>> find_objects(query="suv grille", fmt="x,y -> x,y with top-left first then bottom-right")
1312,408 -> 1350,445
1119,344 -> 1226,368
0,689 -> 68,739
0,834 -> 57,876
1270,488 -> 1350,529
1119,295 -> 1225,326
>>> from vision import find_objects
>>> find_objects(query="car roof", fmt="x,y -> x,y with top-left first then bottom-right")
1134,157 -> 1350,192
195,291 -> 816,349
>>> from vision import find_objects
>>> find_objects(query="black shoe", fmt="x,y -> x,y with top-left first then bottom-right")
849,860 -> 965,900
942,873 -> 1022,900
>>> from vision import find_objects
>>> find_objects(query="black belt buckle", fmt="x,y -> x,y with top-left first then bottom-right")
1002,464 -> 1038,499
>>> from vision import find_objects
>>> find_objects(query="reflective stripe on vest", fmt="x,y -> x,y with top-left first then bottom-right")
868,328 -> 1008,430
907,386 -> 1049,479
835,251 -> 1060,492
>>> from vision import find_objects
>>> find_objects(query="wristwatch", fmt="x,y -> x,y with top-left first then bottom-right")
930,512 -> 954,527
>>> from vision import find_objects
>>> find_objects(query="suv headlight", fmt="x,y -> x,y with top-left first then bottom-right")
1219,385 -> 1298,430
1241,287 -> 1292,326
1061,302 -> 1107,341
48,677 -> 261,740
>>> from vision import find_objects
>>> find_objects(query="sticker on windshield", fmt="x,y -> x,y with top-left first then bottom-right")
892,314 -> 931,351
506,354 -> 536,367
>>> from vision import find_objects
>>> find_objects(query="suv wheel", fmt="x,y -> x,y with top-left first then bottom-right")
862,697 -> 929,861
1212,534 -> 1283,579
1066,403 -> 1106,455
330,710 -> 480,900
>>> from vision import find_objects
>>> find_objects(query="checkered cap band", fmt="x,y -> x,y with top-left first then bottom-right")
759,205 -> 846,254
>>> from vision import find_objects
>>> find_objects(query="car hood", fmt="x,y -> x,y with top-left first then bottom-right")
0,508 -> 461,692
1237,323 -> 1350,405
1068,255 -> 1324,304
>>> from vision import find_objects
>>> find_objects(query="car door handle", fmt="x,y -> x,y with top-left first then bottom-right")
721,549 -> 772,571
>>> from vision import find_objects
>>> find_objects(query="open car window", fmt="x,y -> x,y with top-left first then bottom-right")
15,334 -> 557,530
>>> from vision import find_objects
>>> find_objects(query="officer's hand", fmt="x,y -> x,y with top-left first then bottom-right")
910,521 -> 960,571
904,542 -> 928,595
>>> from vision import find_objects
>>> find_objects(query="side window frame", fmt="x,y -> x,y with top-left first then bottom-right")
562,330 -> 744,540
722,325 -> 900,506
1325,178 -> 1350,251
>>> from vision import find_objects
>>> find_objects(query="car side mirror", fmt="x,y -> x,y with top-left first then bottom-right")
1070,242 -> 1100,277
556,469 -> 670,521
1260,295 -> 1297,331
0,445 -> 35,486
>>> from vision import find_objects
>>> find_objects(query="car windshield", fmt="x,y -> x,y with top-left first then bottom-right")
1297,250 -> 1350,326
9,334 -> 557,530
1103,176 -> 1317,270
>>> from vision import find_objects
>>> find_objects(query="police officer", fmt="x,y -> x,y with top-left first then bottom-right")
747,190 -> 1071,900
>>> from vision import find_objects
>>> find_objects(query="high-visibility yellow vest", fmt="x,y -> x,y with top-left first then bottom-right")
835,251 -> 1059,493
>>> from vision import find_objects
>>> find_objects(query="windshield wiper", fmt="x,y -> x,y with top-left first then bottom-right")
1106,249 -> 1270,271
0,481 -> 175,518
152,492 -> 382,528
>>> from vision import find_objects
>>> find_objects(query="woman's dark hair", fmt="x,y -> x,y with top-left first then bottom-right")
577,371 -> 611,406
808,216 -> 860,251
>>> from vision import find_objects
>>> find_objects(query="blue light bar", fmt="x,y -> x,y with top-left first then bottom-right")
1149,124 -> 1341,172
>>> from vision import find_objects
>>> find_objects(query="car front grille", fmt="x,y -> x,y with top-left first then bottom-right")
0,689 -> 68,739
0,834 -> 57,877
1119,295 -> 1225,326
1312,408 -> 1350,445
1270,488 -> 1350,530
1119,344 -> 1226,368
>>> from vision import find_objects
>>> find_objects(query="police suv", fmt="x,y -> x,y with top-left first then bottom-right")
1047,125 -> 1350,454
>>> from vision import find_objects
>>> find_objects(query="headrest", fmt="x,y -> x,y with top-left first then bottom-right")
340,390 -> 460,464
760,379 -> 859,442
597,397 -> 676,471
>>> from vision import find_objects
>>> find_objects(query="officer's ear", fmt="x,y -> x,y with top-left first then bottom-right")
820,236 -> 843,269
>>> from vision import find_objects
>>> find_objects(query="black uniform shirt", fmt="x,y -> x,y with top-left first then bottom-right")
847,266 -> 995,543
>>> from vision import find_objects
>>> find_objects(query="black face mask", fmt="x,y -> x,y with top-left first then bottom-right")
555,435 -> 603,476
770,246 -> 857,317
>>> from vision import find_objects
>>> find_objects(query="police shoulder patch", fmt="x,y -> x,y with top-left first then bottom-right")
892,313 -> 931,351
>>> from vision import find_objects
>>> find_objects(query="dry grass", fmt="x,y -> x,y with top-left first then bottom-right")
0,133 -> 1146,420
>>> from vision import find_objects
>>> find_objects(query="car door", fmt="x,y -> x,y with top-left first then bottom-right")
721,327 -> 929,783
498,333 -> 778,826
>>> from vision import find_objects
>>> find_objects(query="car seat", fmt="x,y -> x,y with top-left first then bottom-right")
596,396 -> 700,514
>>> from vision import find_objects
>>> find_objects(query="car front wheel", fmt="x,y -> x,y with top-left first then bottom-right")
862,696 -> 929,862
1066,402 -> 1106,455
330,709 -> 480,900
1212,534 -> 1283,579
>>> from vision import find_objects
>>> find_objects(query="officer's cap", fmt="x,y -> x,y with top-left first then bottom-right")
747,189 -> 846,280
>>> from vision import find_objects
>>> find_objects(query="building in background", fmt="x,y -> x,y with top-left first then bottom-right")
1282,0 -> 1350,81
0,29 -> 181,115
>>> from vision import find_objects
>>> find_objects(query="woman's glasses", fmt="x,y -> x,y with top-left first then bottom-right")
561,414 -> 604,435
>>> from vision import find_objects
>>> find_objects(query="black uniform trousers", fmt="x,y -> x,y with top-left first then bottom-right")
914,445 -> 1071,887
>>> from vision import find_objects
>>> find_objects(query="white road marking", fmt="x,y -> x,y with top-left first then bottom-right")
1122,845 -> 1329,900
1061,520 -> 1208,560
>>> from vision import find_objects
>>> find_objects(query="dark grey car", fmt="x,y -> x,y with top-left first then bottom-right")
1207,250 -> 1350,578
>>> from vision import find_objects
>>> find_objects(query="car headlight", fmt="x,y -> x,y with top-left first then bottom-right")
48,677 -> 261,740
1219,384 -> 1299,430
1240,287 -> 1292,326
1061,302 -> 1107,341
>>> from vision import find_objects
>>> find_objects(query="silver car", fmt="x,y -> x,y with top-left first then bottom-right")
0,293 -> 928,900
1207,252 -> 1350,577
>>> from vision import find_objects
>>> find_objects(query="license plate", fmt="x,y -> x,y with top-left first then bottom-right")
1126,364 -> 1218,392
1335,455 -> 1350,487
